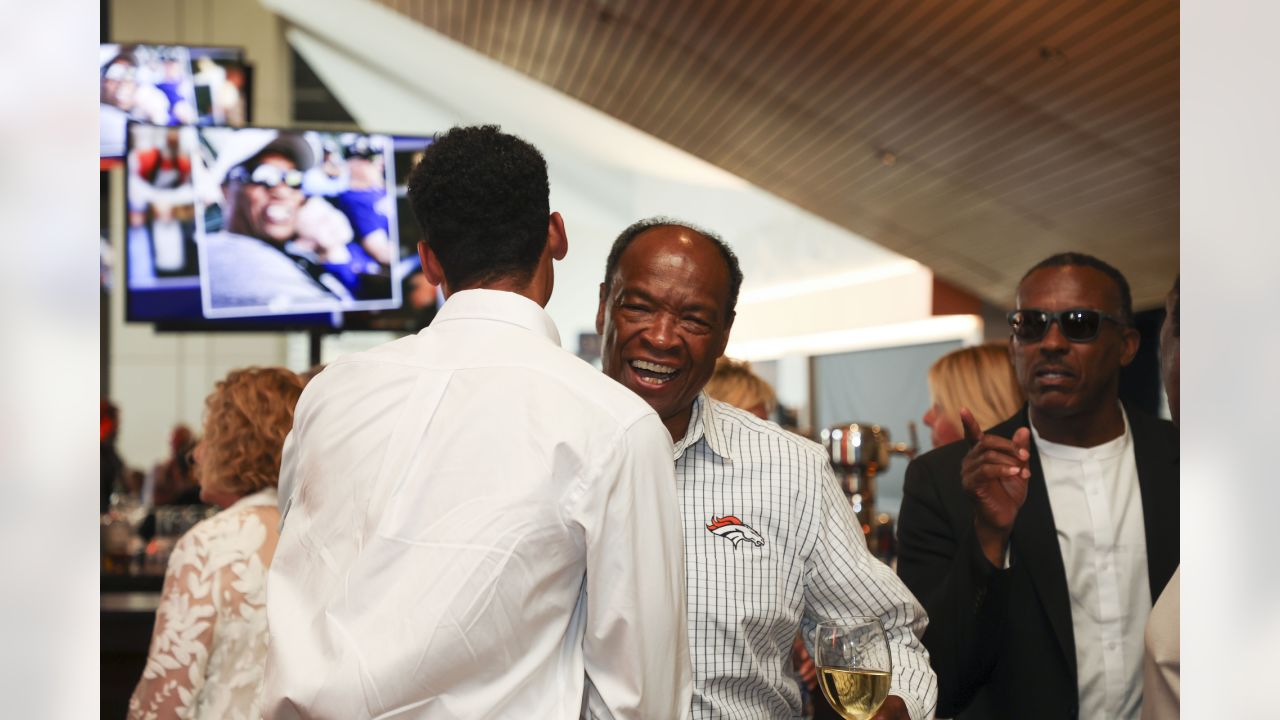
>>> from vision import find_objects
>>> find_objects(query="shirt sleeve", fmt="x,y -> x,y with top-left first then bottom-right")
128,528 -> 216,720
277,428 -> 299,523
570,412 -> 693,720
800,456 -> 938,720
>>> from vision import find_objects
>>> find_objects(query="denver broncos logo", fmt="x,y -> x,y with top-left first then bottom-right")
706,515 -> 766,548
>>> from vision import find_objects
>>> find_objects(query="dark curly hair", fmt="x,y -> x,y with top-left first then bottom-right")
602,217 -> 745,317
1020,252 -> 1134,325
406,125 -> 550,289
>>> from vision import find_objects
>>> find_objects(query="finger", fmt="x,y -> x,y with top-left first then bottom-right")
963,437 -> 1027,471
979,449 -> 1025,467
960,408 -> 983,445
1012,427 -> 1032,459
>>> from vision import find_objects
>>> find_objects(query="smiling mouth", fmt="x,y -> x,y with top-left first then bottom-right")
629,359 -> 679,386
264,203 -> 293,224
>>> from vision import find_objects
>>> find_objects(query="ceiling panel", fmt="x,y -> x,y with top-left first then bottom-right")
374,0 -> 1179,308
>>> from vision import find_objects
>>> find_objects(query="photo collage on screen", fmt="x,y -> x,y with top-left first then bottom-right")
100,44 -> 250,160
126,125 -> 413,324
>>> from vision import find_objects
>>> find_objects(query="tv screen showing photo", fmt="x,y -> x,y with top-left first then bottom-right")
125,124 -> 408,324
101,44 -> 249,159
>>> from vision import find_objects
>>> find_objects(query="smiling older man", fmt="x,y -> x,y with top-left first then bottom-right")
596,217 -> 937,720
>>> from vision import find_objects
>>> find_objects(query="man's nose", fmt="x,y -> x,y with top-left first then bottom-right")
641,313 -> 679,351
1039,319 -> 1070,353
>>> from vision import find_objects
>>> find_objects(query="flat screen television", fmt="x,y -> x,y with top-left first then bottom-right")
125,124 -> 434,331
101,43 -> 252,161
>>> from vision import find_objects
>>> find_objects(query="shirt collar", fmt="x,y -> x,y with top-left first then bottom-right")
428,288 -> 562,347
673,392 -> 734,462
1030,401 -> 1132,460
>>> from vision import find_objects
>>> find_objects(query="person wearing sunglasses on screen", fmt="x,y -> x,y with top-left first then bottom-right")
896,253 -> 1178,720
202,129 -> 357,313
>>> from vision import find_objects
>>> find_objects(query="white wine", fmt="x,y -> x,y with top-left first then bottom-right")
818,666 -> 891,720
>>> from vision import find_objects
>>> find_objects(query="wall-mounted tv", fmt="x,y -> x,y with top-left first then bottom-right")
125,124 -> 433,331
101,43 -> 252,161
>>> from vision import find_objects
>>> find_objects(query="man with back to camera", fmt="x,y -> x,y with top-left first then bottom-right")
201,129 -> 358,313
896,253 -> 1179,720
262,127 -> 692,720
595,218 -> 938,720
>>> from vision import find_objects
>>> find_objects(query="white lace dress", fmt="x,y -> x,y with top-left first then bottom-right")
128,488 -> 280,720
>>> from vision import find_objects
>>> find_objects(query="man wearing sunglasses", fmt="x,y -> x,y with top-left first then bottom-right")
896,253 -> 1178,720
202,129 -> 357,313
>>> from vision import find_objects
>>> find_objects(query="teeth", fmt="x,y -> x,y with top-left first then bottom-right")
265,204 -> 292,222
631,360 -> 676,374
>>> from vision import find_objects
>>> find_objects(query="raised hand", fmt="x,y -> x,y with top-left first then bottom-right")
958,408 -> 1030,567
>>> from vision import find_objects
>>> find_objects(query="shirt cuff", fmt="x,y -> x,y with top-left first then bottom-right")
889,691 -> 929,720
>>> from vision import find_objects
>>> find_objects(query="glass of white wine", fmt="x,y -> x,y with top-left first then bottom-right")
813,617 -> 892,720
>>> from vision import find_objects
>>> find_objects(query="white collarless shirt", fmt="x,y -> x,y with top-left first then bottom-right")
264,289 -> 692,720
1032,407 -> 1150,720
675,394 -> 937,720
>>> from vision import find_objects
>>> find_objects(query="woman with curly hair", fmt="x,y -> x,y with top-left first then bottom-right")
129,367 -> 303,720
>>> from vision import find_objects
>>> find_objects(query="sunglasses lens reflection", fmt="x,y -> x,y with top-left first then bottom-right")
1060,311 -> 1101,341
1011,311 -> 1047,340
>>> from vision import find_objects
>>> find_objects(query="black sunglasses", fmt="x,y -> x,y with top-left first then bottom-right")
1007,308 -> 1126,343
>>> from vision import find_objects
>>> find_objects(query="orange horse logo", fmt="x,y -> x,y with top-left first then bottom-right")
706,515 -> 766,548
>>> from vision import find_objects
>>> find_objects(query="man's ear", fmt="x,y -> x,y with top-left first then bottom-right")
547,212 -> 568,261
1119,326 -> 1141,367
419,241 -> 448,292
595,282 -> 607,335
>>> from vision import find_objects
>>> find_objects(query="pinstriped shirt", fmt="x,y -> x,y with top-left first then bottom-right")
675,394 -> 937,719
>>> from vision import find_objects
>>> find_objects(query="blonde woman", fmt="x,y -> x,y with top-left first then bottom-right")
922,344 -> 1024,448
129,367 -> 303,720
704,356 -> 777,420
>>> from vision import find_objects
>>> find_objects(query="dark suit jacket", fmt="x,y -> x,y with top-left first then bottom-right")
896,404 -> 1178,720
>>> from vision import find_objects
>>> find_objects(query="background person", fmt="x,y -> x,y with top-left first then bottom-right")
704,356 -> 777,421
1141,277 -> 1179,720
128,367 -> 303,720
922,344 -> 1024,449
897,253 -> 1179,720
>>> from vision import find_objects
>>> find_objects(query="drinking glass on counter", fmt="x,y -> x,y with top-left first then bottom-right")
814,617 -> 892,720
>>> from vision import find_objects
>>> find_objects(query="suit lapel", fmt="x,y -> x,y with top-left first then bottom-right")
1127,404 -> 1180,600
995,410 -> 1078,684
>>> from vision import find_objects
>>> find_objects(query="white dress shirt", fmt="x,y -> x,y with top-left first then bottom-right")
1032,408 -> 1150,720
263,289 -> 692,720
675,394 -> 937,719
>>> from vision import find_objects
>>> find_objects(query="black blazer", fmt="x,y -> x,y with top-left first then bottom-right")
896,404 -> 1178,720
